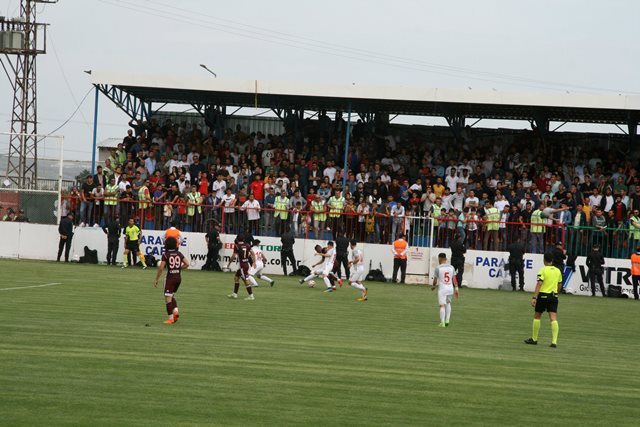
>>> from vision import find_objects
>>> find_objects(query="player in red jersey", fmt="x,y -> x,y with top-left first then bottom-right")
154,237 -> 189,324
226,234 -> 255,300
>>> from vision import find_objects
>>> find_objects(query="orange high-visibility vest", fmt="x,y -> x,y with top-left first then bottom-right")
393,239 -> 408,259
631,253 -> 640,276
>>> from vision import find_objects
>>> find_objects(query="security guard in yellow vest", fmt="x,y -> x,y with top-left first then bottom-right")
430,198 -> 443,245
104,177 -> 119,221
629,211 -> 640,258
483,201 -> 500,251
311,196 -> 327,239
274,190 -> 290,235
530,206 -> 545,254
138,180 -> 151,210
186,185 -> 202,232
328,189 -> 345,236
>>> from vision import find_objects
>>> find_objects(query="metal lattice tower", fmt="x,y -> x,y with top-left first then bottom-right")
1,1 -> 57,188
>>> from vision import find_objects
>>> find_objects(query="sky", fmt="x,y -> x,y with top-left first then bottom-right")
1,0 -> 639,162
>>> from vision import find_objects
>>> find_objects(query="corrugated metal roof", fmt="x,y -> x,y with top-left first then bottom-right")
90,71 -> 640,125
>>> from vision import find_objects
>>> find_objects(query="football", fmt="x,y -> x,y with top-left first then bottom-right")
308,280 -> 316,288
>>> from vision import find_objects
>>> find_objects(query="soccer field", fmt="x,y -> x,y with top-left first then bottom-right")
1,259 -> 639,426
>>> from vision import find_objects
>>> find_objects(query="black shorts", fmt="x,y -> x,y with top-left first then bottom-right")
535,293 -> 558,313
127,240 -> 140,252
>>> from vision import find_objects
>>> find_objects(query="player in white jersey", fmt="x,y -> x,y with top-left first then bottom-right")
431,252 -> 459,327
299,241 -> 337,292
347,240 -> 368,301
247,240 -> 275,288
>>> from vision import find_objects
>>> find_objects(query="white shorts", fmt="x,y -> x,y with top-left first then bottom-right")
248,263 -> 264,276
349,265 -> 365,282
438,289 -> 454,305
321,264 -> 333,277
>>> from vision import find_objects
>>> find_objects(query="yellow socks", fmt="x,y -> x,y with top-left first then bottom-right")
532,319 -> 541,341
551,320 -> 559,345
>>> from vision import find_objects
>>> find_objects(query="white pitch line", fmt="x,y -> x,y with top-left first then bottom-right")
0,282 -> 63,291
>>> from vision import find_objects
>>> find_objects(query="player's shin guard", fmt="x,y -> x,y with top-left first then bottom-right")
139,253 -> 147,267
303,274 -> 316,282
246,284 -> 253,295
439,306 -> 446,323
122,254 -> 127,267
166,301 -> 173,315
233,282 -> 240,294
445,302 -> 452,322
248,276 -> 259,287
551,320 -> 559,344
532,319 -> 541,341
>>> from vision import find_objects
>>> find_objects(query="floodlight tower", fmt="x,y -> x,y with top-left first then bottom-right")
0,0 -> 57,188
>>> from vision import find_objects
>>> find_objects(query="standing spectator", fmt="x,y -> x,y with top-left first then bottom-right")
280,226 -> 297,276
250,173 -> 265,205
263,187 -> 276,236
241,193 -> 261,235
586,244 -> 606,297
90,183 -> 104,227
102,215 -> 121,266
391,233 -> 408,284
79,175 -> 95,226
56,213 -> 74,262
222,188 -> 237,234
390,200 -> 406,242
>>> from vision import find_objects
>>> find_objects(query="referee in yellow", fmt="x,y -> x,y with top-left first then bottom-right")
122,218 -> 147,269
524,252 -> 562,348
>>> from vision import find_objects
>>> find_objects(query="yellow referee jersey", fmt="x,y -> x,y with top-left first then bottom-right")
537,265 -> 562,293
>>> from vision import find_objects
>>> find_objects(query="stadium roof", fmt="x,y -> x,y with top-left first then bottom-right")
90,70 -> 640,125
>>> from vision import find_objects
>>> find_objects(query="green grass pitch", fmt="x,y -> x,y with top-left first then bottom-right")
1,259 -> 640,426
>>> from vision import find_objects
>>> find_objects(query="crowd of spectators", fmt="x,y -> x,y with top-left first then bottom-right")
60,113 -> 640,259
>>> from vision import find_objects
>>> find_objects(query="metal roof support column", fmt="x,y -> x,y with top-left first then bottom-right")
531,111 -> 549,143
628,116 -> 638,149
91,85 -> 99,175
342,102 -> 352,190
445,115 -> 465,142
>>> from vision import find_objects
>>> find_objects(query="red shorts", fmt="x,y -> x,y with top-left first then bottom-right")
164,275 -> 181,297
235,262 -> 250,280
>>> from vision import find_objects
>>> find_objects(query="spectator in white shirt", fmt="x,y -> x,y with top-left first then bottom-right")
445,168 -> 459,193
212,175 -> 227,203
323,161 -> 337,184
241,193 -> 261,234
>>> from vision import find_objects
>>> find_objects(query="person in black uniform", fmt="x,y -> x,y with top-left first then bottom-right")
204,222 -> 222,271
450,236 -> 466,287
102,215 -> 121,266
507,239 -> 526,291
551,244 -> 567,292
334,229 -> 350,280
57,212 -> 74,262
280,226 -> 297,276
586,243 -> 606,297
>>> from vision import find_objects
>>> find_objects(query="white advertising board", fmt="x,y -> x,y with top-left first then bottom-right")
0,222 -> 634,297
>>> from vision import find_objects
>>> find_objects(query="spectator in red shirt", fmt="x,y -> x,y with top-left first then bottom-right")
198,171 -> 209,197
250,174 -> 265,204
